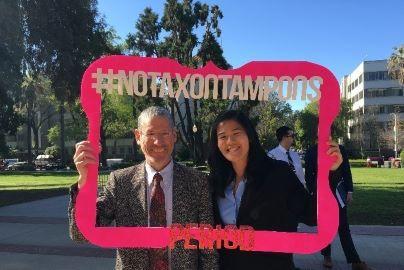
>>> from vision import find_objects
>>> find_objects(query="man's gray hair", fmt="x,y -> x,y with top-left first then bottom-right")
137,106 -> 175,130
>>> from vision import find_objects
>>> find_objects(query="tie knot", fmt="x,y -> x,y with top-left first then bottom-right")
153,173 -> 163,185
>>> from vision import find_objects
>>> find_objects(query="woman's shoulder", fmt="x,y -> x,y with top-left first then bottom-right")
264,156 -> 291,173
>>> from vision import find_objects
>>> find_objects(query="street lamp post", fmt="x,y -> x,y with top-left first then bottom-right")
390,113 -> 398,158
192,124 -> 198,165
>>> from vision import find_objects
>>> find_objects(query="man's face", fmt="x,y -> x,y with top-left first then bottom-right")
134,116 -> 177,171
282,130 -> 295,149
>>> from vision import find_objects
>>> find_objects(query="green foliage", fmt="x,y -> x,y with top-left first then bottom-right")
21,0 -> 117,102
125,1 -> 231,163
125,7 -> 161,56
44,145 -> 60,158
0,0 -> 24,156
102,92 -> 137,138
21,0 -> 119,164
251,94 -> 294,150
18,73 -> 57,156
332,98 -> 353,140
197,99 -> 231,139
294,99 -> 353,149
66,98 -> 88,142
47,126 -> 60,146
388,45 -> 404,85
294,102 -> 318,149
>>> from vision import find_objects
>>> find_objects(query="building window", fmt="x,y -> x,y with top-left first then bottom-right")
359,74 -> 363,84
379,106 -> 385,114
364,71 -> 390,81
355,79 -> 358,87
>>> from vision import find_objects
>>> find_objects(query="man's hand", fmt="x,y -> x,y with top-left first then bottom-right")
326,139 -> 343,171
73,141 -> 99,189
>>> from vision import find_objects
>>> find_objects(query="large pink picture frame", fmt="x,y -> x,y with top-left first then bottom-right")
76,55 -> 340,253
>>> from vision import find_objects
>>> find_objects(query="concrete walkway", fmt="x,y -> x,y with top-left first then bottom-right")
0,196 -> 403,270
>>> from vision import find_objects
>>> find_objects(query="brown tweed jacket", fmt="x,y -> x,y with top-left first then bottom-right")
69,161 -> 219,270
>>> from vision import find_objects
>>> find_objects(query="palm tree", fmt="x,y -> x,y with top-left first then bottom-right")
387,45 -> 404,85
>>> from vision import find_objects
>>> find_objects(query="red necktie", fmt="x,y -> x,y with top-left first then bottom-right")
149,173 -> 168,270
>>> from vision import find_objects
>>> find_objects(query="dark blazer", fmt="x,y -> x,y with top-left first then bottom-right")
305,144 -> 353,197
69,161 -> 219,270
212,159 -> 318,270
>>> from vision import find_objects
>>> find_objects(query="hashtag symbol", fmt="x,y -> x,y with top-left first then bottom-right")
92,68 -> 125,95
91,68 -> 105,94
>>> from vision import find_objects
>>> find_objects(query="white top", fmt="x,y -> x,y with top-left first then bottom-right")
145,160 -> 173,226
268,145 -> 306,186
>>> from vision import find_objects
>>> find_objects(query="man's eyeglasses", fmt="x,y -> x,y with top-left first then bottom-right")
285,133 -> 295,138
141,132 -> 172,141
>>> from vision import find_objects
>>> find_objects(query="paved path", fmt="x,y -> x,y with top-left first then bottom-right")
0,196 -> 403,270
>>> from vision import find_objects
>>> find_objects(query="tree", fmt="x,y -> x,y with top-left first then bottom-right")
126,1 -> 231,163
125,7 -> 161,57
0,0 -> 24,158
294,99 -> 353,150
18,73 -> 56,161
294,101 -> 319,149
101,91 -> 137,163
332,98 -> 353,142
388,45 -> 404,85
251,93 -> 294,150
350,106 -> 385,158
21,0 -> 117,165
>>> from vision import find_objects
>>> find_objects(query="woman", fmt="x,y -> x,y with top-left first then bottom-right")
207,110 -> 342,270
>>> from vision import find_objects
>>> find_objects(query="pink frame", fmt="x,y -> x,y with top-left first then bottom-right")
76,56 -> 340,253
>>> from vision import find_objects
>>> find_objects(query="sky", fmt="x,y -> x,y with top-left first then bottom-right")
97,0 -> 404,110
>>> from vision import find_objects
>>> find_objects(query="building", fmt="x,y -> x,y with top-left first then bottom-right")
340,60 -> 404,155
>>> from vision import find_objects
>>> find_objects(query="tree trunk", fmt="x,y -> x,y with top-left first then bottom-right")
32,126 -> 39,156
100,123 -> 108,167
27,120 -> 32,164
59,100 -> 65,166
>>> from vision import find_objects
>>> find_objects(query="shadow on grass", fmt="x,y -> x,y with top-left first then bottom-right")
0,188 -> 69,207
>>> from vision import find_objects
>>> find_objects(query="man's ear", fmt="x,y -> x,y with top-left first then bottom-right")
173,128 -> 177,142
134,129 -> 141,144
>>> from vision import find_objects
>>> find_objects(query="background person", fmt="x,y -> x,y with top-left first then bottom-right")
305,143 -> 372,270
268,126 -> 306,187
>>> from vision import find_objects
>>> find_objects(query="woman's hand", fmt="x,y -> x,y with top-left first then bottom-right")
326,139 -> 343,171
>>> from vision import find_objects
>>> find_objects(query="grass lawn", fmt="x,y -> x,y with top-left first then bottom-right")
0,172 -> 79,190
348,168 -> 404,226
0,171 -> 113,207
0,168 -> 403,226
0,171 -> 79,207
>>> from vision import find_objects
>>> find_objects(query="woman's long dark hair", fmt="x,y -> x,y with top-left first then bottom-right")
207,110 -> 271,197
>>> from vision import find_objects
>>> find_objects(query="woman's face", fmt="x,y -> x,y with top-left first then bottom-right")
216,119 -> 249,167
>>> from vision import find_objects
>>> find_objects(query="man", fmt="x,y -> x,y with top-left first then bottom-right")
69,106 -> 218,270
267,126 -> 307,270
305,143 -> 372,270
268,126 -> 306,187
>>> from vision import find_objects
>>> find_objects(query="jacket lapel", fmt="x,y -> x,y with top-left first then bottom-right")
129,162 -> 148,226
172,162 -> 183,224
